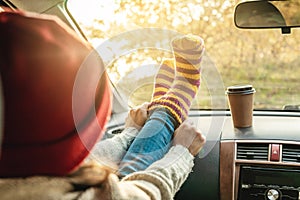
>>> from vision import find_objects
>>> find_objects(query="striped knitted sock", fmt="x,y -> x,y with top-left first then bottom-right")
148,34 -> 205,125
151,58 -> 175,101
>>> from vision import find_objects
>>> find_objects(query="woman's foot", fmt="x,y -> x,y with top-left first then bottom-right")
148,34 -> 205,126
151,58 -> 175,101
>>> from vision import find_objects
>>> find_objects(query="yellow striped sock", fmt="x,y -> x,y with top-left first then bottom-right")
151,58 -> 175,101
148,34 -> 205,125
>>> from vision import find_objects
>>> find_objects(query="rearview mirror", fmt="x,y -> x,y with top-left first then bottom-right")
234,0 -> 300,34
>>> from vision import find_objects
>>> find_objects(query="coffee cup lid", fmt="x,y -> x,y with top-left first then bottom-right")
226,84 -> 255,95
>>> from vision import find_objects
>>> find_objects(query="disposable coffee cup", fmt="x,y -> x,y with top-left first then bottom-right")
226,85 -> 255,128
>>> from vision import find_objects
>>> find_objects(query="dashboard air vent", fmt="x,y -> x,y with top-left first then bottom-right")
282,144 -> 300,163
237,143 -> 269,161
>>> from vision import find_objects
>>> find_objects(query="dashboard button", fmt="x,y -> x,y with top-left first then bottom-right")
270,144 -> 280,161
266,188 -> 279,200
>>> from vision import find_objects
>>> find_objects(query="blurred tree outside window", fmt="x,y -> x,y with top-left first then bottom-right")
67,0 -> 300,110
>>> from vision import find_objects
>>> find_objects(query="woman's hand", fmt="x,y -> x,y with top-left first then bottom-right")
172,119 -> 206,156
124,103 -> 149,130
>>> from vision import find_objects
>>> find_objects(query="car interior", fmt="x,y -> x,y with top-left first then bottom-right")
1,0 -> 300,199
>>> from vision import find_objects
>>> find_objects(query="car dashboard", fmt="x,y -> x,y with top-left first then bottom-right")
106,110 -> 300,200
220,112 -> 300,200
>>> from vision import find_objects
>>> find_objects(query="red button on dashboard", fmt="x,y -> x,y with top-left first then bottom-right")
270,144 -> 280,161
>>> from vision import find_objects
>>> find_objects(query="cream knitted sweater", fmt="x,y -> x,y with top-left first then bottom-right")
0,128 -> 195,200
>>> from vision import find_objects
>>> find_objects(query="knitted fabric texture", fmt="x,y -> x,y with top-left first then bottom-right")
152,58 -> 175,100
148,34 -> 205,125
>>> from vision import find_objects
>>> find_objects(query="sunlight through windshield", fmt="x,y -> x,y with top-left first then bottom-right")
67,0 -> 300,111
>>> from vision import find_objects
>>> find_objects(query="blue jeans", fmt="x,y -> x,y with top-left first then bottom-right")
118,108 -> 177,177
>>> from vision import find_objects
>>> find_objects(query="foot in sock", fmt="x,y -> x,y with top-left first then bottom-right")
148,34 -> 205,126
151,58 -> 175,101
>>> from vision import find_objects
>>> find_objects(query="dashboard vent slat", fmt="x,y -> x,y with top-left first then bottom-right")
282,144 -> 300,163
237,143 -> 269,161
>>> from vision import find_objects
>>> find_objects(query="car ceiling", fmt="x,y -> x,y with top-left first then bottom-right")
5,0 -> 63,13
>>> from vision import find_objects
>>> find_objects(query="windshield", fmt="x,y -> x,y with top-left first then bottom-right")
66,0 -> 300,111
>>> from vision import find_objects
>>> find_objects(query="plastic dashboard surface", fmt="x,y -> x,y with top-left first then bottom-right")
105,111 -> 300,200
221,113 -> 300,141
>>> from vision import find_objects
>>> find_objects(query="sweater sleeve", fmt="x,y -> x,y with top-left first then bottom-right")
118,145 -> 195,200
88,127 -> 139,168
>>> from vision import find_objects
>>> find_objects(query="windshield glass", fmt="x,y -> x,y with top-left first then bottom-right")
66,0 -> 300,111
